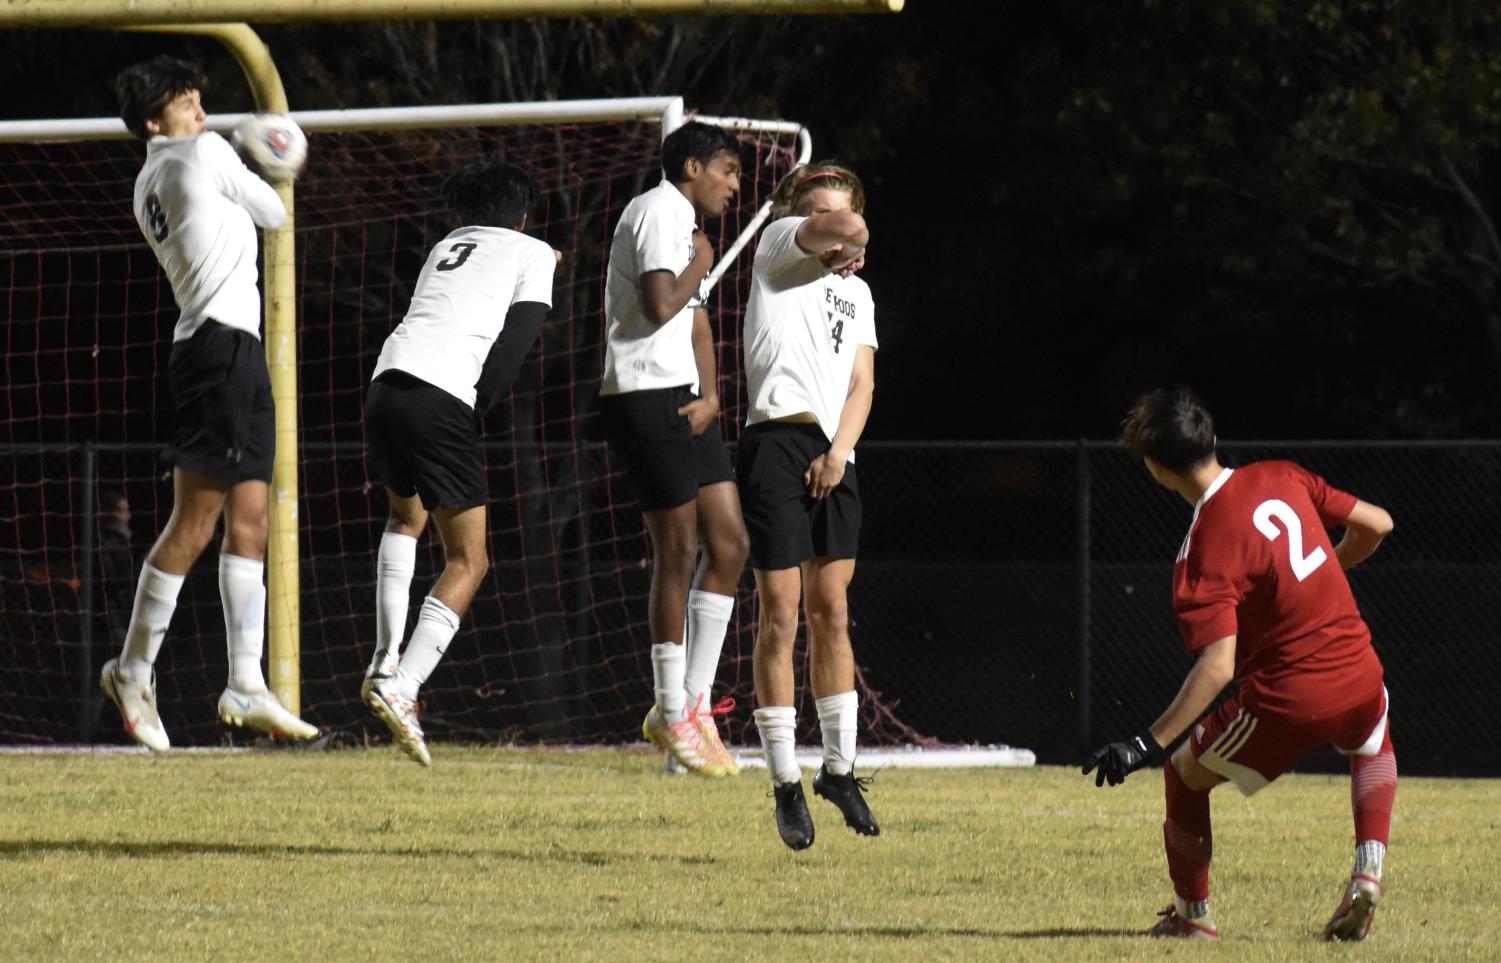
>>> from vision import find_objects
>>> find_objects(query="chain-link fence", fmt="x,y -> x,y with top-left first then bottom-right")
851,440 -> 1501,777
2,440 -> 1494,775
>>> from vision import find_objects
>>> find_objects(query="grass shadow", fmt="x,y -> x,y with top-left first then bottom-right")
0,838 -> 716,867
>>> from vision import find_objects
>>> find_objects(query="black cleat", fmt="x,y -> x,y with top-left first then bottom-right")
812,764 -> 880,836
773,781 -> 815,850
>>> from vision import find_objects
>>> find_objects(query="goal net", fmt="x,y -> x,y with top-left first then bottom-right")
0,100 -> 932,750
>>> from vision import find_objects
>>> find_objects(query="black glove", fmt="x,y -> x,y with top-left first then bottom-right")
1082,730 -> 1166,787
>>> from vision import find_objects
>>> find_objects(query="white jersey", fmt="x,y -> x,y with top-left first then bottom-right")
744,216 -> 878,462
372,226 -> 556,409
600,180 -> 704,396
132,132 -> 287,343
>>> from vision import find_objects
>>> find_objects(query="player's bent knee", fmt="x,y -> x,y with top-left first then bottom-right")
1171,745 -> 1223,791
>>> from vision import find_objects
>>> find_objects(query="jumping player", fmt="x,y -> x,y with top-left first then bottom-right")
360,156 -> 557,767
101,55 -> 317,750
740,163 -> 878,850
1085,388 -> 1397,942
599,121 -> 750,777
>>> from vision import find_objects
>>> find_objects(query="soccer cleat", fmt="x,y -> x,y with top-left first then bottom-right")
99,658 -> 170,752
642,698 -> 734,777
695,697 -> 740,776
363,677 -> 432,767
217,687 -> 319,741
812,763 -> 880,836
1324,874 -> 1381,942
1146,906 -> 1219,940
773,781 -> 815,851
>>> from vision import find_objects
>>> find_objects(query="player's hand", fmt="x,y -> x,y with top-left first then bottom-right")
691,230 -> 714,266
1082,731 -> 1165,787
804,450 -> 848,500
677,396 -> 719,438
820,244 -> 865,277
835,251 -> 866,278
553,249 -> 564,265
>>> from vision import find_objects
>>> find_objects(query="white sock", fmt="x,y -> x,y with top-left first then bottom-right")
118,562 -> 185,685
815,690 -> 859,776
219,553 -> 268,691
394,596 -> 461,701
1354,840 -> 1386,881
684,589 -> 734,710
754,706 -> 800,785
651,642 -> 688,723
375,532 -> 417,671
1173,894 -> 1212,922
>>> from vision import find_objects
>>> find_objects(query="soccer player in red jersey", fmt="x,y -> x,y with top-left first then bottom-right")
1083,388 -> 1398,943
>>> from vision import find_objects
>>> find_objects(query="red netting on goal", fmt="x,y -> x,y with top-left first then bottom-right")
0,114 -> 931,750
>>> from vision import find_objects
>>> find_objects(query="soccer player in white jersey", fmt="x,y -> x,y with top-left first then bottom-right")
361,157 -> 557,767
99,56 -> 317,751
599,121 -> 751,777
739,163 -> 878,849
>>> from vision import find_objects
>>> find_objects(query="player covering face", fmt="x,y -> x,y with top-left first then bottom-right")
360,157 -> 557,766
100,55 -> 317,750
1084,388 -> 1398,942
598,121 -> 751,777
740,163 -> 879,850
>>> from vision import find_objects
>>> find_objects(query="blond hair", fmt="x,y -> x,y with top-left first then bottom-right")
770,161 -> 866,218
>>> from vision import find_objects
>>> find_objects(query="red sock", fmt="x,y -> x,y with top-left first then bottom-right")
1351,727 -> 1397,846
1163,761 -> 1213,903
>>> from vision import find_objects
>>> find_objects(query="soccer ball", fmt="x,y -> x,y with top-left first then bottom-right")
232,113 -> 308,182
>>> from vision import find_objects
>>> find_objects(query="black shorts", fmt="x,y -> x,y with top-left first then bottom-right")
598,386 -> 735,512
736,422 -> 861,571
163,320 -> 275,486
365,370 -> 486,512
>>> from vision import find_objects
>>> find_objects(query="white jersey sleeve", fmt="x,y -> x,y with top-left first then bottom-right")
198,132 -> 286,230
514,241 -> 556,307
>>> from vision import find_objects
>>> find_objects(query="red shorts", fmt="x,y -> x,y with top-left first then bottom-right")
1190,685 -> 1389,797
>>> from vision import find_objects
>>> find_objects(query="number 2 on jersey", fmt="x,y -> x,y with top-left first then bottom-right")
436,241 -> 477,271
1253,498 -> 1328,581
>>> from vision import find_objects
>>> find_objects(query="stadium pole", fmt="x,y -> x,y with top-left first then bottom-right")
120,23 -> 304,715
4,0 -> 902,28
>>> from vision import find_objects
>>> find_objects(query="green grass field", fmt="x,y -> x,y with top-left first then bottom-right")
1,747 -> 1496,961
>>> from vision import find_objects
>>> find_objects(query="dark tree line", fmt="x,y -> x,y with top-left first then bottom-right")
3,0 -> 1499,439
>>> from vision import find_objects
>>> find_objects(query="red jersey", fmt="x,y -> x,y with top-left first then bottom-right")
1173,461 -> 1383,720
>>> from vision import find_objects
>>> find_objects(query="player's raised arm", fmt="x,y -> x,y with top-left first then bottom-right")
796,208 -> 868,273
640,231 -> 712,324
1334,500 -> 1394,571
203,133 -> 287,230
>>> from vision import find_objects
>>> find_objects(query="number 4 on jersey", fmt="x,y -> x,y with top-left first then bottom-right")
1253,498 -> 1328,581
827,312 -> 844,353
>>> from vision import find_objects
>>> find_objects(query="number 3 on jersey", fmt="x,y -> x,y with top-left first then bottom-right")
1253,498 -> 1328,581
436,241 -> 477,272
